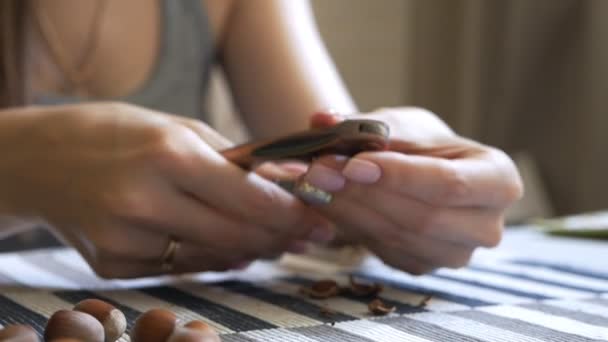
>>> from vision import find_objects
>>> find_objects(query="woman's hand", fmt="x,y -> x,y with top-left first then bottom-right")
0,102 -> 332,278
303,108 -> 523,274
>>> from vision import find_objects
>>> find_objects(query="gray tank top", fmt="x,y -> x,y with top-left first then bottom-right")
35,0 -> 213,121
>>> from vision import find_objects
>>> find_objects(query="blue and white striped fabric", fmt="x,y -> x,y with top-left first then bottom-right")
1,229 -> 607,341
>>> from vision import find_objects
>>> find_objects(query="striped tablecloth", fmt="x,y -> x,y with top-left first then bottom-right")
1,227 -> 607,341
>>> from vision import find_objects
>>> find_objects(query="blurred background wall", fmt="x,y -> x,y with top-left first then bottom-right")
209,0 -> 608,218
310,0 -> 608,217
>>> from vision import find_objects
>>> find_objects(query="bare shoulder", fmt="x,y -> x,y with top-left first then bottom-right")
201,0 -> 236,48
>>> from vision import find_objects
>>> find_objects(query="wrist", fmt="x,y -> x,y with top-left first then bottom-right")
0,105 -> 57,218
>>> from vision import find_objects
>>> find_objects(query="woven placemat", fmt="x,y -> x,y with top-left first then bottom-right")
1,232 -> 608,341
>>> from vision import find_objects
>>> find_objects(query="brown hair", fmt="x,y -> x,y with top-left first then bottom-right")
0,0 -> 28,108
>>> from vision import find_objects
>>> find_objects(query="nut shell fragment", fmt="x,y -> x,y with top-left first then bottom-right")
368,299 -> 396,316
348,275 -> 383,297
416,295 -> 433,308
301,279 -> 340,299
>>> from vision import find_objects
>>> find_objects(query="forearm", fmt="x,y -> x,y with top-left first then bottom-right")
221,0 -> 356,139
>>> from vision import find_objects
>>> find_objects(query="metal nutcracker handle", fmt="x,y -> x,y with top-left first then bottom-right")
220,119 -> 390,169
220,119 -> 390,205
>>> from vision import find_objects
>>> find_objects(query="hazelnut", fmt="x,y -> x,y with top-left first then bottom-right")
182,321 -> 220,341
348,275 -> 383,297
416,295 -> 433,308
0,324 -> 39,341
130,308 -> 177,342
167,326 -> 221,342
44,310 -> 104,342
368,299 -> 396,316
184,321 -> 216,334
73,299 -> 126,342
300,279 -> 340,299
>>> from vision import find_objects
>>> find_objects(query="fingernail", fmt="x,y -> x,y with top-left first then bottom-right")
321,108 -> 348,118
309,227 -> 335,243
279,162 -> 309,176
305,163 -> 346,192
287,241 -> 309,254
342,159 -> 381,184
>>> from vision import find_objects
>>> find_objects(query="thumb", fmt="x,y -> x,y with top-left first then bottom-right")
310,111 -> 346,129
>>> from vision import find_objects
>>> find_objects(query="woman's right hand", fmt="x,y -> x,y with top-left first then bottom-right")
0,102 -> 332,278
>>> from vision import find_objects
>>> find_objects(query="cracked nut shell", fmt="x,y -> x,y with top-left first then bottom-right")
348,275 -> 383,297
368,299 -> 396,316
301,279 -> 340,299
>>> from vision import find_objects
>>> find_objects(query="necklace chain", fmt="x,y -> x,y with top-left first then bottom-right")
32,0 -> 109,96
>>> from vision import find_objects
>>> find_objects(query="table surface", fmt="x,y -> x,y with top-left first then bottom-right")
1,226 -> 607,341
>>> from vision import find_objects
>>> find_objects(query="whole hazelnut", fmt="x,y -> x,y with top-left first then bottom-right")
73,298 -> 126,342
183,321 -> 220,341
44,310 -> 104,342
183,321 -> 213,333
167,326 -> 221,342
0,324 -> 39,342
130,308 -> 177,342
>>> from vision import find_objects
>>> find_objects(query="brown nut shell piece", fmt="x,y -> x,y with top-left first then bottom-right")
416,295 -> 433,308
44,310 -> 104,342
130,308 -> 178,342
167,326 -> 221,342
301,279 -> 340,299
348,275 -> 383,297
73,298 -> 126,342
368,299 -> 396,316
319,306 -> 336,318
0,324 -> 39,342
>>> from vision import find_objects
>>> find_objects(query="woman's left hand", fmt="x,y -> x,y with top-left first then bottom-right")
302,108 -> 524,274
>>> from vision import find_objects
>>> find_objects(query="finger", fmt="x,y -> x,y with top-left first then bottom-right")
114,185 -> 316,256
92,246 -> 238,279
160,145 -> 334,241
303,155 -> 349,192
69,227 -> 252,279
369,245 -> 438,276
356,150 -> 522,208
310,111 -> 346,129
340,184 -> 504,248
317,192 -> 475,269
314,191 -> 440,275
253,161 -> 308,181
175,117 -> 234,150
